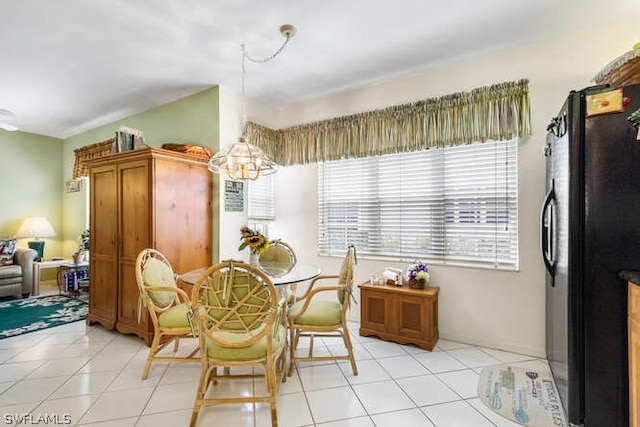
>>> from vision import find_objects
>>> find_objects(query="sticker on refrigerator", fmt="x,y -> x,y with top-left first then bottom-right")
586,89 -> 624,117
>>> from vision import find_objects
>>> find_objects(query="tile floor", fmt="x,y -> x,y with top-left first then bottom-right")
0,297 -> 555,427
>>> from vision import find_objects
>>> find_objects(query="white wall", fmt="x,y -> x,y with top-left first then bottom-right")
220,21 -> 638,357
218,87 -> 280,262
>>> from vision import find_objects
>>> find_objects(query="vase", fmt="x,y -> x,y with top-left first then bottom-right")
249,251 -> 259,266
408,278 -> 426,289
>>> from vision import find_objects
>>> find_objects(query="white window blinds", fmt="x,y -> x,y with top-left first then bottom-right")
248,174 -> 275,220
318,139 -> 518,269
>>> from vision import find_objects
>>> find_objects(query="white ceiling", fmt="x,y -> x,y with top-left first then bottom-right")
2,0 -> 640,139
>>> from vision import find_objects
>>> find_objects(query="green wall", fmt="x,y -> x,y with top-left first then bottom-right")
0,130 -> 64,259
61,86 -> 221,261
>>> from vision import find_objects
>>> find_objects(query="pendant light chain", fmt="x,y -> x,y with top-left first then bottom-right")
240,26 -> 295,131
241,32 -> 294,64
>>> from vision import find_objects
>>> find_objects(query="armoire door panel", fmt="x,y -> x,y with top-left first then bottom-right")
87,165 -> 118,329
630,316 -> 639,427
116,262 -> 149,333
87,258 -> 117,328
90,166 -> 118,257
119,160 -> 150,260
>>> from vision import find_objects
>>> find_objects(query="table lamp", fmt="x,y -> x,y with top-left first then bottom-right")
14,217 -> 56,261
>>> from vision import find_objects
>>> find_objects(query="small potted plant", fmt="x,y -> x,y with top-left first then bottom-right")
79,229 -> 90,250
72,229 -> 90,264
72,248 -> 84,264
407,260 -> 430,289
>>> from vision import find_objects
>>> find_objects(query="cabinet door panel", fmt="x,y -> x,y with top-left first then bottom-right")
397,296 -> 427,338
630,316 -> 640,427
115,160 -> 151,341
630,282 -> 640,322
119,160 -> 150,261
116,262 -> 150,337
87,165 -> 118,327
362,291 -> 390,330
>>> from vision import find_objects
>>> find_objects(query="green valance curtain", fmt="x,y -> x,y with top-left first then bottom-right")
244,78 -> 531,166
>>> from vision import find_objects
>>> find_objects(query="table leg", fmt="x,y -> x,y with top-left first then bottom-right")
32,264 -> 40,296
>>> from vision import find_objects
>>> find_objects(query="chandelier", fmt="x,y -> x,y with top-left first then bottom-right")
208,24 -> 296,181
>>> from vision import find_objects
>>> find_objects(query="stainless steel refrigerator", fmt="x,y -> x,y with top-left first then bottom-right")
542,83 -> 640,426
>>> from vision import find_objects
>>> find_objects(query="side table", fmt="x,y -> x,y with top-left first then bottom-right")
32,259 -> 73,296
359,281 -> 439,350
57,261 -> 89,299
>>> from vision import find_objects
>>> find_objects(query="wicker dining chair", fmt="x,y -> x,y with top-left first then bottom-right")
258,239 -> 297,277
287,245 -> 358,376
189,260 -> 287,427
135,249 -> 199,380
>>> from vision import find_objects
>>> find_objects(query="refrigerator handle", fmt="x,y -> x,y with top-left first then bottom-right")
541,180 -> 556,284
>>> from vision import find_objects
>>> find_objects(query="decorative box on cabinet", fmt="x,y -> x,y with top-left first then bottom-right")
85,148 -> 212,345
359,282 -> 439,350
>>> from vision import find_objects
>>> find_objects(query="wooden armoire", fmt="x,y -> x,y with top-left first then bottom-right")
85,147 -> 212,345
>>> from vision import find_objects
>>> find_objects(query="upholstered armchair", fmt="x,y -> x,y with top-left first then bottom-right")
0,247 -> 37,298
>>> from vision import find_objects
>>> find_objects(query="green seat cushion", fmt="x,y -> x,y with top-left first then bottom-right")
157,302 -> 192,328
290,300 -> 342,326
205,325 -> 287,361
142,257 -> 176,308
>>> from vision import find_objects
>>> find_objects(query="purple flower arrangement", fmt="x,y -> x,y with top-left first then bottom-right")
407,260 -> 430,282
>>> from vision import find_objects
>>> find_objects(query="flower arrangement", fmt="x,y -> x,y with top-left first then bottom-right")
407,260 -> 430,283
73,229 -> 89,256
238,225 -> 270,254
79,229 -> 90,250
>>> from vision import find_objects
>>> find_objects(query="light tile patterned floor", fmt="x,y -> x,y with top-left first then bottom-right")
0,310 -> 552,426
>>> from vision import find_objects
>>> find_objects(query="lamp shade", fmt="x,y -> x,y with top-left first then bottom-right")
14,217 -> 57,239
14,217 -> 56,261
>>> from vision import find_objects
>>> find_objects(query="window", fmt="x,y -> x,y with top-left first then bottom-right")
318,139 -> 518,269
247,174 -> 275,234
247,174 -> 275,220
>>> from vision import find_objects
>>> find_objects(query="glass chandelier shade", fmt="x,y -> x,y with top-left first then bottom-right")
208,25 -> 295,181
208,137 -> 277,181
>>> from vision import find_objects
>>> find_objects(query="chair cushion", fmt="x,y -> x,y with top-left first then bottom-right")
0,239 -> 17,266
259,243 -> 295,277
205,324 -> 287,361
203,270 -> 270,331
157,302 -> 192,328
290,300 -> 342,326
337,250 -> 353,304
142,257 -> 176,308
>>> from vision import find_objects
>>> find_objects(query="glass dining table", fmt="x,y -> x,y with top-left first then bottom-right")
178,262 -> 321,287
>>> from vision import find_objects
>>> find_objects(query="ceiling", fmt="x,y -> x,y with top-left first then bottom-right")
2,0 -> 639,139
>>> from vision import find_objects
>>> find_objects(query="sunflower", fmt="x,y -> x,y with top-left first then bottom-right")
238,226 -> 270,254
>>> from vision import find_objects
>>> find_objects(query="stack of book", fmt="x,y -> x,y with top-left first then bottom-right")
113,126 -> 146,153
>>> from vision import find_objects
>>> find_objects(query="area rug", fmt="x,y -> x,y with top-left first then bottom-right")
0,295 -> 88,339
478,364 -> 568,427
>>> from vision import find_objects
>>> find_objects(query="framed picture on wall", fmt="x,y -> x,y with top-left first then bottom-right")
224,180 -> 244,212
65,179 -> 82,193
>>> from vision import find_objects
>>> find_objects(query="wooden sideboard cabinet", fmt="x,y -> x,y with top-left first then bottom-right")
85,148 -> 212,345
629,280 -> 640,427
359,282 -> 439,350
